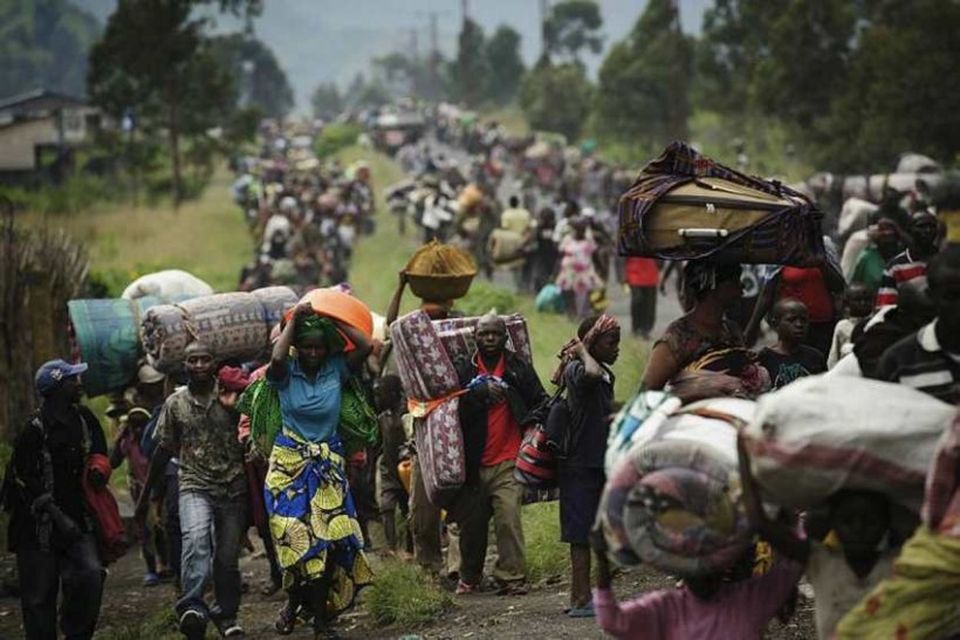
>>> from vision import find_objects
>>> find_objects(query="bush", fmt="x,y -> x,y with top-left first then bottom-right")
0,174 -> 118,215
363,561 -> 454,627
457,281 -> 517,316
315,123 -> 363,159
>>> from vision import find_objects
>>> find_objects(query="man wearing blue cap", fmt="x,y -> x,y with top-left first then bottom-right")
5,359 -> 107,639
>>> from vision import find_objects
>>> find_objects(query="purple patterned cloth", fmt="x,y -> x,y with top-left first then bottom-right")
617,141 -> 824,265
390,310 -> 466,506
433,314 -> 533,365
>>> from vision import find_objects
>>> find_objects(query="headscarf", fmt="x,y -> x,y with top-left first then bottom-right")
294,314 -> 346,351
551,313 -> 620,385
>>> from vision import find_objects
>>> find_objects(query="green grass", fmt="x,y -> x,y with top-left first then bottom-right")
481,105 -> 531,137
95,607 -> 181,640
363,561 -> 455,627
522,501 -> 568,583
18,169 -> 251,294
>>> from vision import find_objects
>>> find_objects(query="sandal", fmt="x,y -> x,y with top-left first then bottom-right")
274,604 -> 297,635
567,603 -> 595,618
455,580 -> 479,595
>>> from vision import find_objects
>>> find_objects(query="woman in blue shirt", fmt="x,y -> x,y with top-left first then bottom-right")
265,302 -> 373,638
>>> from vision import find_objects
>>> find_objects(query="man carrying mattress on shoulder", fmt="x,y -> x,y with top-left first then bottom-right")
448,313 -> 548,596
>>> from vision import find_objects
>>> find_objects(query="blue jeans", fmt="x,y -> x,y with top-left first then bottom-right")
176,489 -> 246,622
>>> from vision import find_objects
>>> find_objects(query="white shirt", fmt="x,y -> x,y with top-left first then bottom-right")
805,541 -> 896,639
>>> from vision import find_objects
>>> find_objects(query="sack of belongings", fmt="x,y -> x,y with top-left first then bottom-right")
618,141 -> 825,266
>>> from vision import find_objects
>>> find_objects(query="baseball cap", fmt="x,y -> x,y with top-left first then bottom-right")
34,359 -> 88,396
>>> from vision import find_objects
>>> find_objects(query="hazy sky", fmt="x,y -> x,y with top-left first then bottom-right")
72,0 -> 710,111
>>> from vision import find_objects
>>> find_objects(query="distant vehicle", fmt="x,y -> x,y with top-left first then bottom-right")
372,111 -> 425,155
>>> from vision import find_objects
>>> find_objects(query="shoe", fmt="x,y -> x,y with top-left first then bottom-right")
274,603 -> 298,636
455,579 -> 478,595
212,615 -> 244,638
178,609 -> 206,640
143,572 -> 161,587
566,603 -> 595,618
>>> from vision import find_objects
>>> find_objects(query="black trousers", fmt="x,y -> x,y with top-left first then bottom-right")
629,286 -> 657,337
17,533 -> 105,640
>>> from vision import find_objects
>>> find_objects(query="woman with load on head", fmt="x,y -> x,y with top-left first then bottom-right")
642,262 -> 769,399
263,302 -> 374,639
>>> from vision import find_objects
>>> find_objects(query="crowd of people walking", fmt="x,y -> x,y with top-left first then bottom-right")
5,106 -> 960,640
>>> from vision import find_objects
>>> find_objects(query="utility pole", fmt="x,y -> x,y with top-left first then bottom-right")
461,0 -> 468,25
540,0 -> 548,55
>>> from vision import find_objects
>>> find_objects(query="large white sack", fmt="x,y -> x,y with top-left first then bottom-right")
837,197 -> 877,241
743,375 -> 955,511
121,269 -> 214,301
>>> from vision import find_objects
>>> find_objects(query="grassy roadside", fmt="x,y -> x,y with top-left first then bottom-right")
19,169 -> 251,294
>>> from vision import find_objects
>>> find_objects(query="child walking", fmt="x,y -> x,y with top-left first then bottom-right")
758,298 -> 826,389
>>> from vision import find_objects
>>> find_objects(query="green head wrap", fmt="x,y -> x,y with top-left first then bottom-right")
295,314 -> 346,352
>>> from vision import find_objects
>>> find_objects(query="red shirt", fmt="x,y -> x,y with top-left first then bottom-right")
779,267 -> 833,323
625,257 -> 659,287
478,355 -> 522,467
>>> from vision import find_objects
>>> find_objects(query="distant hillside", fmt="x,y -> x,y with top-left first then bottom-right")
68,0 -> 710,111
0,0 -> 101,99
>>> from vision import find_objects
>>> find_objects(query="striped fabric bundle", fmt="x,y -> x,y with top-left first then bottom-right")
617,141 -> 824,266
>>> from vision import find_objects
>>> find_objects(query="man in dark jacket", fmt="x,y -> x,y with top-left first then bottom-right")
6,359 -> 107,640
450,314 -> 548,594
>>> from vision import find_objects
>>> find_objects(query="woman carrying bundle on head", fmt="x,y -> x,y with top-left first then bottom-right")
641,262 -> 747,392
263,302 -> 374,639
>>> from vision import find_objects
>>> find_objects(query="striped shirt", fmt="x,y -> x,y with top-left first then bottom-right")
875,320 -> 960,404
875,249 -> 927,308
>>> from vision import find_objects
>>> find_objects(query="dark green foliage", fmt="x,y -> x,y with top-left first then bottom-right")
87,0 -> 244,203
519,61 -> 593,141
311,82 -> 343,119
0,0 -> 101,98
543,0 -> 604,64
449,18 -> 489,107
593,0 -> 692,150
485,25 -> 525,105
209,33 -> 294,118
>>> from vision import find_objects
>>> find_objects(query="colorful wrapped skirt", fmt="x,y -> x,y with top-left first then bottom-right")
264,429 -> 373,613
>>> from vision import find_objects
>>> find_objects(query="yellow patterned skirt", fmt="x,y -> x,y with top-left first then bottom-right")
265,429 -> 373,613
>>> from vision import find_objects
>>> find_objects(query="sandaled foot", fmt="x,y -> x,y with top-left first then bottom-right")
455,579 -> 479,595
274,604 -> 297,635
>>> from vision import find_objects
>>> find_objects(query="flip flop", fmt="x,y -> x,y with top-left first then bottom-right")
566,604 -> 595,618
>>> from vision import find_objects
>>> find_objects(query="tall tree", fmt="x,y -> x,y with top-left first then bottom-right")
310,82 -> 342,120
449,17 -> 489,107
88,0 -> 257,204
485,25 -> 525,105
0,0 -> 101,97
519,60 -> 592,141
209,33 -> 294,118
543,0 -> 603,65
593,0 -> 693,149
816,0 -> 960,171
